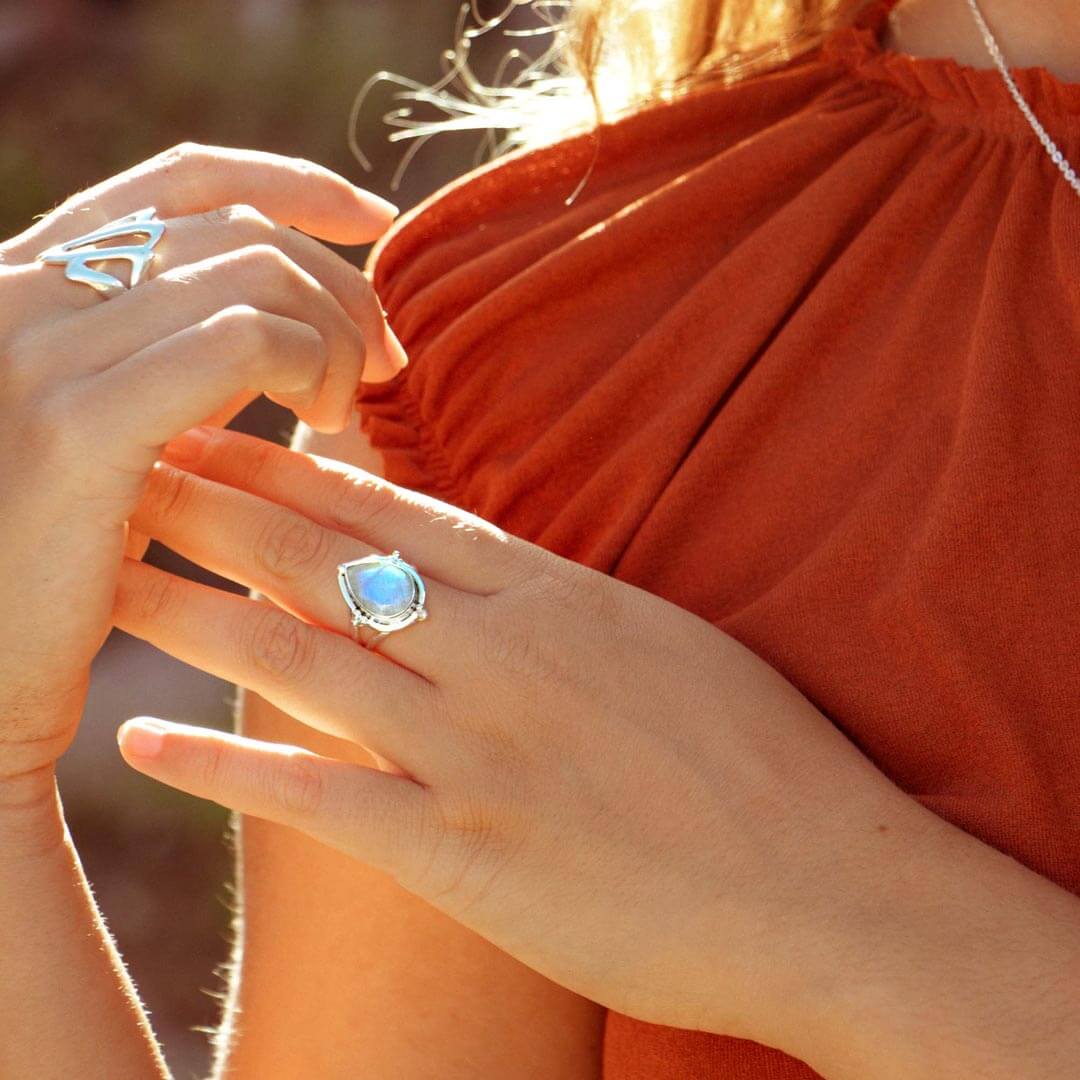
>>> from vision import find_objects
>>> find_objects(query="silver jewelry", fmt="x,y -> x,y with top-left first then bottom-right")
964,0 -> 1080,198
337,549 -> 428,651
36,206 -> 166,298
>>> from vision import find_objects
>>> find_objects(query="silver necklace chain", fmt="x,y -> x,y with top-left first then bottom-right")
963,0 -> 1080,197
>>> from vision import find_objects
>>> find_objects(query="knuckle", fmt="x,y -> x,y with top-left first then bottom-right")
324,472 -> 399,539
543,562 -> 594,612
236,243 -> 301,292
432,798 -> 521,914
562,563 -> 621,632
253,512 -> 332,583
131,569 -> 183,624
475,593 -> 554,683
522,559 -> 608,627
147,460 -> 198,522
200,202 -> 273,235
158,140 -> 203,164
293,322 -> 328,376
245,608 -> 316,684
197,204 -> 232,229
154,141 -> 208,180
208,304 -> 272,352
450,796 -> 497,854
410,797 -> 487,897
489,540 -> 553,595
266,754 -> 324,817
473,567 -> 594,692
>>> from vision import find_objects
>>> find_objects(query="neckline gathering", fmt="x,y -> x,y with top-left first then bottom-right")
821,0 -> 1080,134
366,0 -> 1080,292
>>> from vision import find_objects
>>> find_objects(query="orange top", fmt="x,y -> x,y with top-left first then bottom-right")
357,0 -> 1080,1075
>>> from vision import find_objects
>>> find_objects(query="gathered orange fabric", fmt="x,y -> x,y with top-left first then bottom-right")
357,0 -> 1080,1074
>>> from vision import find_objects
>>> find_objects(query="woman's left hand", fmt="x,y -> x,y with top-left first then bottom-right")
113,425 -> 934,1061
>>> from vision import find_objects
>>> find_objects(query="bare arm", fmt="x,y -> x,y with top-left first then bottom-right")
212,419 -> 604,1079
0,769 -> 169,1079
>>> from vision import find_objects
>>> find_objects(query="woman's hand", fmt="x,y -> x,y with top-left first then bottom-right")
0,143 -> 405,796
111,426 -> 940,1064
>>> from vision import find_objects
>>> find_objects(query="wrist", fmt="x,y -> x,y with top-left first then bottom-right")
0,765 -> 67,861
0,673 -> 87,801
804,806 -> 1080,1079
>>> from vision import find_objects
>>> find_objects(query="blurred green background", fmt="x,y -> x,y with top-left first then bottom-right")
1,1 -> 521,1074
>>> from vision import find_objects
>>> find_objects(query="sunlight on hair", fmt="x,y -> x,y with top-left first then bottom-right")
348,1 -> 596,195
348,0 -> 870,198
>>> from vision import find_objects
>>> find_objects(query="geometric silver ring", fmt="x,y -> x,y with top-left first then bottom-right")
35,206 -> 166,299
337,549 -> 428,652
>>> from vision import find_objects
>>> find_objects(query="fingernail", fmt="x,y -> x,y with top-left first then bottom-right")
162,425 -> 213,468
385,322 -> 409,373
358,188 -> 399,219
118,717 -> 170,759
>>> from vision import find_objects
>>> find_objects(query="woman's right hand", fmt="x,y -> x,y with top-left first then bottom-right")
0,142 -> 405,802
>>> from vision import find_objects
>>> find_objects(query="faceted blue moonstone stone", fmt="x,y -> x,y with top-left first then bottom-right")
349,562 -> 415,620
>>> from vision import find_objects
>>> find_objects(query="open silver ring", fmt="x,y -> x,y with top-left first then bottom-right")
35,206 -> 166,299
337,549 -> 428,651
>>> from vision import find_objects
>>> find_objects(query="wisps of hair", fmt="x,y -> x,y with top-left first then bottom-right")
349,0 -> 870,195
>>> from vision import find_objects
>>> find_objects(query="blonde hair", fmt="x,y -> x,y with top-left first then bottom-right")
350,0 -> 873,189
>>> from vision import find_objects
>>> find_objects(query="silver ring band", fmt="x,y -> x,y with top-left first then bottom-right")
36,206 -> 166,298
352,626 -> 392,652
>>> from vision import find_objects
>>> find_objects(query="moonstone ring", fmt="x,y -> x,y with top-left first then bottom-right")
337,550 -> 427,651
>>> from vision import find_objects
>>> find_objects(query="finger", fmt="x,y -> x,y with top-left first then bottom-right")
130,461 -> 476,678
116,715 -> 427,879
114,559 -> 449,775
123,521 -> 151,562
45,245 -> 369,431
83,307 -> 330,448
177,205 -> 406,383
25,203 -> 408,382
159,426 -> 526,592
4,142 -> 397,262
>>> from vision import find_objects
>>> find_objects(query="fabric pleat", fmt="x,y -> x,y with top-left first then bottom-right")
357,0 -> 1080,1075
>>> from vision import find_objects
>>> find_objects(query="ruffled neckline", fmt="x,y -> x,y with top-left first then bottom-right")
821,0 -> 1080,134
